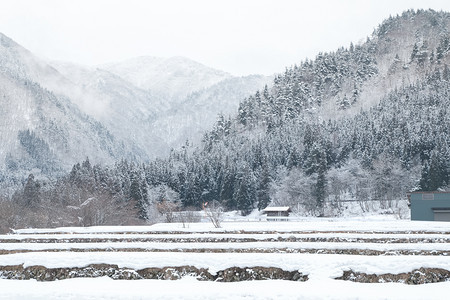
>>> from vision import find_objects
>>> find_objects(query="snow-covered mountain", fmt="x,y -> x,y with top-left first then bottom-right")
0,32 -> 271,178
0,33 -> 132,176
51,58 -> 271,157
149,75 -> 273,147
132,9 -> 450,215
101,56 -> 232,102
49,61 -> 171,159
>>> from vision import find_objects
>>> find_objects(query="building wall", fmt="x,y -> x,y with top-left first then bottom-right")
410,192 -> 450,221
267,211 -> 289,217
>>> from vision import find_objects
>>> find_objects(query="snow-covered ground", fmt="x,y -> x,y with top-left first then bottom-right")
1,251 -> 450,276
2,276 -> 449,300
1,217 -> 449,299
0,240 -> 449,252
12,216 -> 450,234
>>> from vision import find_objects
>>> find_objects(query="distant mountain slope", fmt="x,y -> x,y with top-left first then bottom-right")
49,61 -> 170,159
0,42 -> 126,177
149,74 -> 273,147
51,59 -> 271,157
0,32 -> 271,179
237,9 -> 450,127
102,56 -> 232,101
49,61 -> 168,117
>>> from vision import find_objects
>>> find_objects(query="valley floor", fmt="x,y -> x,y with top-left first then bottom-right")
0,216 -> 449,299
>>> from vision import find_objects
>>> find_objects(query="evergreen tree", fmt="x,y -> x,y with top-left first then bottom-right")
234,165 -> 255,215
313,146 -> 328,215
257,164 -> 271,210
336,95 -> 351,110
419,150 -> 449,191
219,164 -> 236,210
410,43 -> 418,61
130,171 -> 148,219
23,174 -> 40,208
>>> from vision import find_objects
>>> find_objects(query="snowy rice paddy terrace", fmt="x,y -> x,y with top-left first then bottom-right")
1,218 -> 450,299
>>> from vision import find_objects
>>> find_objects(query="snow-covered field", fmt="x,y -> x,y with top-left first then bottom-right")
1,217 -> 449,299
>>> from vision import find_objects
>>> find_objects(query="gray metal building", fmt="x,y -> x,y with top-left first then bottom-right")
408,191 -> 450,221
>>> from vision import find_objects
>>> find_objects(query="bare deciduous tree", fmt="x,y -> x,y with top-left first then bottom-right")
69,193 -> 142,227
178,207 -> 201,228
203,200 -> 223,228
0,198 -> 20,233
157,200 -> 180,223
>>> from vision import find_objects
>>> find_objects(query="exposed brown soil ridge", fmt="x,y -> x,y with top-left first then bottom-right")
2,237 -> 449,244
10,230 -> 450,235
336,268 -> 450,284
2,264 -> 449,284
0,264 -> 308,282
1,248 -> 448,256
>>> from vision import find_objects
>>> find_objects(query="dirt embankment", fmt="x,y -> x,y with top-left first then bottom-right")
1,248 -> 448,256
2,264 -> 449,284
2,236 -> 449,244
0,264 -> 308,282
336,268 -> 450,284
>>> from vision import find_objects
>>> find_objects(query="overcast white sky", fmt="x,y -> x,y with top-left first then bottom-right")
1,0 -> 450,76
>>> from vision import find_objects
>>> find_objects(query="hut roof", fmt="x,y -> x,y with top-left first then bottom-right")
263,206 -> 291,212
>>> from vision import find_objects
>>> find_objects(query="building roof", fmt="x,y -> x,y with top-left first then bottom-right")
262,206 -> 291,212
409,191 -> 450,194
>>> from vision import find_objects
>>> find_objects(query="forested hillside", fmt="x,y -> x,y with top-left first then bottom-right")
140,9 -> 450,216
1,9 -> 450,230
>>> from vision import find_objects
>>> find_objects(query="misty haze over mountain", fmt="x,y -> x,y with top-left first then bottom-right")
0,33 -> 272,179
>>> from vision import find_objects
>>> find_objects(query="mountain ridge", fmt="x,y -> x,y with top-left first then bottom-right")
0,32 -> 271,179
101,55 -> 232,102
